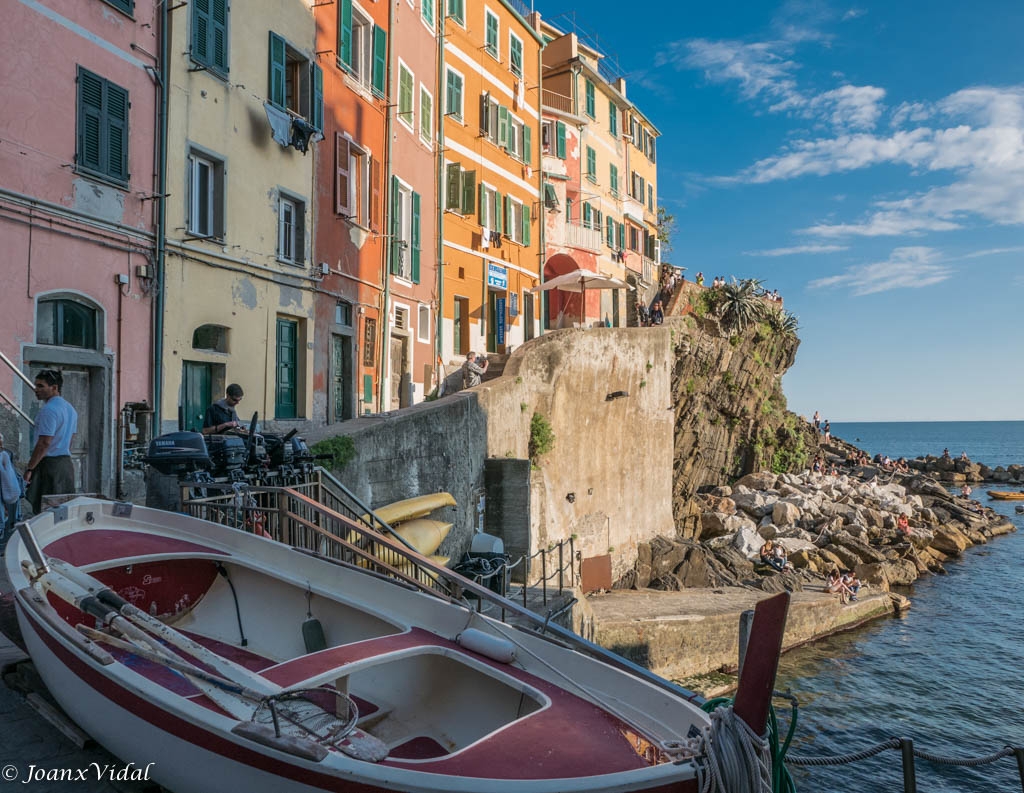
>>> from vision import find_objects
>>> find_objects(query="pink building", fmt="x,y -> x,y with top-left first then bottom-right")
0,0 -> 159,498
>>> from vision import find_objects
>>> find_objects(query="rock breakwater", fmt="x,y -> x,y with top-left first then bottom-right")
621,469 -> 1014,595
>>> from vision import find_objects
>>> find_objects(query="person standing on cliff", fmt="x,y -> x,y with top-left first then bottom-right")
24,369 -> 78,514
812,410 -> 820,431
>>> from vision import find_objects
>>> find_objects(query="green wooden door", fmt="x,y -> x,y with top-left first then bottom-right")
182,361 -> 212,432
331,334 -> 353,422
275,318 -> 298,419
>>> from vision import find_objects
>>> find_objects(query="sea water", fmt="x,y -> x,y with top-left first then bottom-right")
774,421 -> 1024,792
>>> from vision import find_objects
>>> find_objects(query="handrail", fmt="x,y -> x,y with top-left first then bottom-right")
0,348 -> 34,426
0,387 -> 34,426
182,479 -> 704,706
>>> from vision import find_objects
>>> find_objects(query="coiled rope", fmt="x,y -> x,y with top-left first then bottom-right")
686,705 -> 773,793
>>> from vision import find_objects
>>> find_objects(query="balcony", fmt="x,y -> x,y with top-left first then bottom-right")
565,221 -> 602,253
542,89 -> 573,114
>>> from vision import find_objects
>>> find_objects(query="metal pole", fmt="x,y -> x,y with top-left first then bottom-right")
899,738 -> 917,793
570,536 -> 575,585
541,548 -> 547,605
558,541 -> 564,594
0,387 -> 34,426
738,609 -> 755,675
0,349 -> 35,388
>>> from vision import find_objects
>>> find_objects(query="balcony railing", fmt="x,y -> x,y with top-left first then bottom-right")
542,89 -> 573,114
642,256 -> 657,284
565,221 -> 602,252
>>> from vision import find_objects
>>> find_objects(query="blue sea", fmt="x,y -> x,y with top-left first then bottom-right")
775,421 -> 1024,792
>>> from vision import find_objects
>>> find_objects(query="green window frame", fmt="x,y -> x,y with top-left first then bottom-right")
582,202 -> 592,228
585,146 -> 596,182
447,0 -> 465,25
420,86 -> 433,144
610,164 -> 618,196
76,67 -> 129,185
485,10 -> 499,57
609,100 -> 618,137
422,0 -> 434,29
510,34 -> 523,77
102,0 -> 134,16
339,0 -> 353,68
555,121 -> 566,159
648,184 -> 654,212
605,216 -> 614,247
411,191 -> 421,283
398,64 -> 414,127
445,68 -> 463,120
371,26 -> 387,96
191,0 -> 229,74
617,222 -> 625,250
584,79 -> 595,118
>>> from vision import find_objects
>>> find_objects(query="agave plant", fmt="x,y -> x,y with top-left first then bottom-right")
765,305 -> 800,336
718,278 -> 766,330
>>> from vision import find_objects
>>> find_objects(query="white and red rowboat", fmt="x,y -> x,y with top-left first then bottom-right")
6,497 -> 787,793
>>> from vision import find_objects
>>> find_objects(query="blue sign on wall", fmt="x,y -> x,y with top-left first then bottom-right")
496,297 -> 506,344
509,292 -> 519,317
487,262 -> 508,290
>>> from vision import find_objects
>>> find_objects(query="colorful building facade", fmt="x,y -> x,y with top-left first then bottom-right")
161,0 -> 321,434
0,0 -> 158,496
439,1 -> 544,366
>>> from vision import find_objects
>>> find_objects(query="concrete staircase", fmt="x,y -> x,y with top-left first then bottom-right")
481,353 -> 510,382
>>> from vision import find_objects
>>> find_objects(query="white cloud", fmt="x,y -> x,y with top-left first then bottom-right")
842,8 -> 867,20
962,246 -> 1024,259
808,85 -> 886,130
745,244 -> 849,256
807,248 -> 952,295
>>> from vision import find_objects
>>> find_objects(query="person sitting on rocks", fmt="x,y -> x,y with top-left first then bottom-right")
826,568 -> 853,603
760,540 -> 787,572
649,300 -> 664,326
960,451 -> 969,462
841,571 -> 861,601
942,447 -> 951,460
897,513 -> 911,536
773,544 -> 794,572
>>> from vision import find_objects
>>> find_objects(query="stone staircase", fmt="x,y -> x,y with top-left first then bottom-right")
481,352 -> 510,382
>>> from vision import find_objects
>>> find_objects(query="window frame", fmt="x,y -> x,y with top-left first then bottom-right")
445,66 -> 464,121
191,0 -> 229,76
585,146 -> 597,183
419,84 -> 434,146
509,32 -> 524,77
101,0 -> 134,17
584,79 -> 595,118
421,0 -> 435,31
608,99 -> 618,137
397,60 -> 415,131
36,298 -> 99,350
446,0 -> 465,26
277,192 -> 306,266
186,148 -> 225,239
417,304 -> 431,343
484,8 -> 500,59
75,67 -> 130,186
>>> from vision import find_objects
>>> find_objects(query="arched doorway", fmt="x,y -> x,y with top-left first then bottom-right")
542,253 -> 592,329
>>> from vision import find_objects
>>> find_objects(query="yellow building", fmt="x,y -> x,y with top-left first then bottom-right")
623,105 -> 661,302
439,1 -> 544,364
160,0 -> 322,433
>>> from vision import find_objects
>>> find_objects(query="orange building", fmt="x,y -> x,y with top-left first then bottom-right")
313,0 -> 390,420
439,1 -> 544,365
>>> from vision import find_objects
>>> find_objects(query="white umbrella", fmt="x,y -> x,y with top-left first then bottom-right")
531,269 -> 629,327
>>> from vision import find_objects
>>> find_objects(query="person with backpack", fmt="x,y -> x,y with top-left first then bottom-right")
0,430 -> 23,541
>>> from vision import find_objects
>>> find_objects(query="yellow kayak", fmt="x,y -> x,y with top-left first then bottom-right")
987,491 -> 1024,500
392,519 -> 452,556
362,492 -> 456,526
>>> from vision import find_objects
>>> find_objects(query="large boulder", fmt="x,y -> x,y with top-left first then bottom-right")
735,472 -> 779,491
699,495 -> 737,515
830,534 -> 888,564
855,559 -> 918,590
732,491 -> 776,518
773,501 -> 802,526
732,526 -> 765,559
931,525 -> 970,556
701,512 -> 757,540
757,570 -> 804,593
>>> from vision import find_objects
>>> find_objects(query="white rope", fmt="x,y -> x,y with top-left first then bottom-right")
686,706 -> 773,793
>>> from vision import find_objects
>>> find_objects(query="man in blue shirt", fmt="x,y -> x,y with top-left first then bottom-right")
24,369 -> 78,513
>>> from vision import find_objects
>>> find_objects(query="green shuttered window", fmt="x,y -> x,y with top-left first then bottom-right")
338,0 -> 353,68
485,11 -> 499,57
192,0 -> 229,74
447,0 -> 465,24
372,26 -> 387,95
555,121 -> 566,159
586,146 -> 596,182
76,67 -> 129,185
585,79 -> 595,118
510,35 -> 523,77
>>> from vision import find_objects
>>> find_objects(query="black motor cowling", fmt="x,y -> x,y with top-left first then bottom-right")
145,432 -> 211,475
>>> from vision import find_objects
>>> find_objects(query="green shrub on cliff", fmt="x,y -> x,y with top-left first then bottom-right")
529,412 -> 555,463
719,278 -> 767,330
311,435 -> 356,470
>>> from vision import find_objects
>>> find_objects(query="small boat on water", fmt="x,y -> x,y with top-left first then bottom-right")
6,497 -> 787,793
987,491 -> 1024,501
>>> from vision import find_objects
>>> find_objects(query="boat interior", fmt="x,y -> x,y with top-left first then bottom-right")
33,526 -> 664,777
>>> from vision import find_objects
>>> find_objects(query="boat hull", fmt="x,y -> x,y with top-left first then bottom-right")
987,491 -> 1024,500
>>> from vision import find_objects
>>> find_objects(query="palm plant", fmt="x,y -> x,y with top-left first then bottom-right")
718,278 -> 766,330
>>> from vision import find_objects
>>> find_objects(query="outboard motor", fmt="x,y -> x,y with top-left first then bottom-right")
145,432 -> 211,475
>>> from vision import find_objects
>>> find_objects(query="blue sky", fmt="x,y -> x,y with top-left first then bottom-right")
543,0 -> 1024,421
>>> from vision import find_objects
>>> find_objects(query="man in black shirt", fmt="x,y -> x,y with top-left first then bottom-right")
202,384 -> 244,435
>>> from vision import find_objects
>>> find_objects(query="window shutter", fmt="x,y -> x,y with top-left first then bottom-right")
556,121 -> 566,159
479,92 -> 490,135
585,80 -> 595,117
422,0 -> 434,28
399,67 -> 413,123
211,0 -> 228,71
495,192 -> 503,234
192,0 -> 210,63
370,156 -> 381,230
390,176 -> 402,275
504,194 -> 513,236
610,164 -> 617,194
311,61 -> 324,130
371,26 -> 387,95
411,192 -> 421,283
583,202 -> 591,227
497,106 -> 509,149
606,217 -> 613,246
522,202 -> 530,247
296,202 -> 306,264
105,82 -> 129,181
522,124 -> 531,165
618,222 -> 625,249
339,0 -> 354,67
445,163 -> 460,210
77,69 -> 104,173
478,183 -> 487,226
461,169 -> 475,215
268,32 -> 286,108
565,197 -> 572,222
335,134 -> 350,214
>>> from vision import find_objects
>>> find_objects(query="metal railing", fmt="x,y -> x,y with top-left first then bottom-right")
541,88 -> 573,114
513,538 -> 577,607
0,348 -> 34,426
181,472 -> 705,706
565,220 -> 602,252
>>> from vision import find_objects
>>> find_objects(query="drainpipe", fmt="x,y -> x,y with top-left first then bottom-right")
536,35 -> 545,336
377,0 -> 397,413
434,10 -> 445,389
152,0 -> 170,434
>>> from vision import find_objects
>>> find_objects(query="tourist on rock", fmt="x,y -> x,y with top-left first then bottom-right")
635,300 -> 650,327
841,571 -> 861,601
649,301 -> 664,326
823,420 -> 831,443
961,484 -> 973,499
695,272 -> 704,287
759,540 -> 786,572
942,447 -> 951,460
461,351 -> 489,389
24,369 -> 78,514
960,451 -> 969,461
897,513 -> 911,536
826,568 -> 853,603
813,410 -> 820,430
